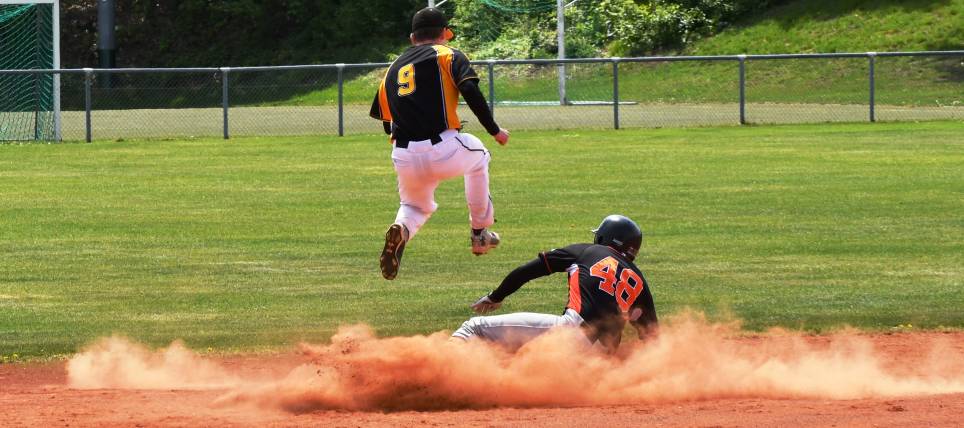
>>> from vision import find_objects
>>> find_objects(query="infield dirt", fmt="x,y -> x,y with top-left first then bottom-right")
3,314 -> 964,427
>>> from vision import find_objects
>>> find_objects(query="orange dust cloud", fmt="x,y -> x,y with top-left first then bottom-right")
67,314 -> 964,412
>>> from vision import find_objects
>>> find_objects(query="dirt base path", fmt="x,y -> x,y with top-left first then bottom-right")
3,332 -> 963,427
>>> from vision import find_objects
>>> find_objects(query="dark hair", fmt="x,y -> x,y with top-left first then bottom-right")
412,27 -> 445,42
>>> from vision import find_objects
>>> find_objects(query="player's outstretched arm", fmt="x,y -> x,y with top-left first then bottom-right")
471,295 -> 502,314
470,257 -> 552,313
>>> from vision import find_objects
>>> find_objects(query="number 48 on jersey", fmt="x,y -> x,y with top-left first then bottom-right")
589,256 -> 645,312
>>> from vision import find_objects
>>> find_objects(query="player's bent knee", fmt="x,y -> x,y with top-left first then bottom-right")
451,317 -> 483,340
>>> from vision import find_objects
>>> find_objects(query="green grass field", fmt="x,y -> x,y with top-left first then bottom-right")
1,122 -> 962,360
49,103 -> 964,141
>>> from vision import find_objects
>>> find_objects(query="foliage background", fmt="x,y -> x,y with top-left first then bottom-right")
60,0 -> 420,67
58,0 -> 962,68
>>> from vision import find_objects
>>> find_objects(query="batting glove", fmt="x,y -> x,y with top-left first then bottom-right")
471,295 -> 502,314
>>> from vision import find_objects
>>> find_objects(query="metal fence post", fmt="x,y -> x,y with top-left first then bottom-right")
612,57 -> 620,130
337,63 -> 345,137
738,55 -> 746,125
83,68 -> 93,143
32,71 -> 41,140
220,67 -> 230,139
487,60 -> 496,116
868,52 -> 876,123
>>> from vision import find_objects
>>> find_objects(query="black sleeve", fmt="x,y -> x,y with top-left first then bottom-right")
539,243 -> 591,273
488,257 -> 551,302
369,90 -> 383,120
382,121 -> 391,135
451,50 -> 479,84
458,79 -> 500,136
487,244 -> 589,302
370,73 -> 391,122
629,274 -> 659,340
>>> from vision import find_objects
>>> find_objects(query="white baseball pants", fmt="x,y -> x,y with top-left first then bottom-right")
451,308 -> 588,349
392,129 -> 494,240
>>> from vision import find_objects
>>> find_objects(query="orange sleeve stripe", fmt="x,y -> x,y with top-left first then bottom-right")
432,45 -> 461,129
567,267 -> 582,313
540,252 -> 552,273
457,76 -> 480,85
377,73 -> 392,121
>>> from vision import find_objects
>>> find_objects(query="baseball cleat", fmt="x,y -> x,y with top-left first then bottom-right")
380,223 -> 407,280
471,229 -> 500,256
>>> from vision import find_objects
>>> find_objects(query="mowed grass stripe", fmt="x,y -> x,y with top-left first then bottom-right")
1,121 -> 962,358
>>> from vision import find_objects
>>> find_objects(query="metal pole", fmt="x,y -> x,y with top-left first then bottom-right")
557,0 -> 567,105
97,0 -> 116,69
337,64 -> 344,137
738,55 -> 746,125
612,58 -> 620,130
97,0 -> 116,88
33,70 -> 40,140
487,60 -> 495,116
868,52 -> 876,123
83,68 -> 92,143
30,5 -> 41,140
220,67 -> 229,139
53,0 -> 62,141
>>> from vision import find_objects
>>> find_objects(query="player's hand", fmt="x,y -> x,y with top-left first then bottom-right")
493,128 -> 510,146
471,295 -> 502,314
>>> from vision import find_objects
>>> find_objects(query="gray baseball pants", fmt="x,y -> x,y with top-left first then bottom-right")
451,308 -> 588,349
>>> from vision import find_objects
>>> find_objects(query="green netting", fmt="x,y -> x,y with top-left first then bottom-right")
479,0 -> 557,13
1,3 -> 56,141
456,0 -> 563,59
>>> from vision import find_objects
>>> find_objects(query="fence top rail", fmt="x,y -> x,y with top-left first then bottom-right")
0,67 -> 219,74
482,55 -> 739,65
1,50 -> 961,74
227,63 -> 393,72
480,50 -> 964,64
875,50 -> 964,57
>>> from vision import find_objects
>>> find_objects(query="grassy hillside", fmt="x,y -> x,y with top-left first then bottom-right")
269,0 -> 961,109
632,0 -> 964,106
688,0 -> 963,55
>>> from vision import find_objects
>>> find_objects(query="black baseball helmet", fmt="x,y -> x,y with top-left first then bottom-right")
412,7 -> 455,41
592,215 -> 643,261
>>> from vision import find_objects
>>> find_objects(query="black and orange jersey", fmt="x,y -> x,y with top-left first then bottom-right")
542,243 -> 656,327
489,243 -> 658,349
370,44 -> 479,142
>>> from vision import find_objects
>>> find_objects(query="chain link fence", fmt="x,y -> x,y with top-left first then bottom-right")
745,56 -> 870,124
1,51 -> 961,142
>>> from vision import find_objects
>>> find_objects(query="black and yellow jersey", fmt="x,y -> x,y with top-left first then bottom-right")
370,44 -> 482,143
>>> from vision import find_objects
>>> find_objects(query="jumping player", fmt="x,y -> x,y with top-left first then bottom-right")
370,7 -> 510,280
452,215 -> 658,352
